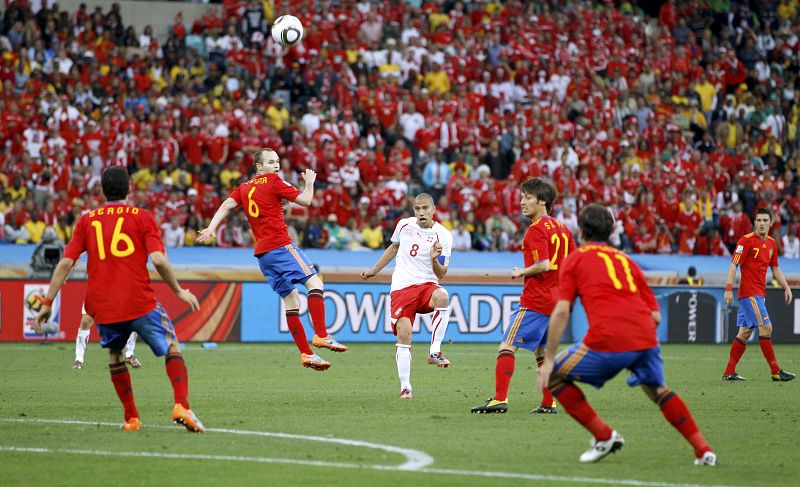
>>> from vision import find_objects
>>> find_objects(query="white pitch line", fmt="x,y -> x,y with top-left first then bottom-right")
0,418 -> 741,487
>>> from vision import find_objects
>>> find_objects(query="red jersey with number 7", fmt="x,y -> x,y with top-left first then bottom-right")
732,233 -> 778,299
229,172 -> 301,255
557,243 -> 659,352
63,203 -> 165,324
520,215 -> 576,315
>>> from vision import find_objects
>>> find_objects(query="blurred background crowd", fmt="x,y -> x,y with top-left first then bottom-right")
1,0 -> 799,259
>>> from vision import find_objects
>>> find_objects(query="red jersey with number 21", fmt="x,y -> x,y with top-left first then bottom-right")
520,215 -> 576,315
557,243 -> 659,352
229,172 -> 301,255
732,233 -> 778,299
64,204 -> 165,324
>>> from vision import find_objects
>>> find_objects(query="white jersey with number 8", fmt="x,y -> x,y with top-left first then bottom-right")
390,217 -> 453,292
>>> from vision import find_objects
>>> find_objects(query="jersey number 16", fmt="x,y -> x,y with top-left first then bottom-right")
91,218 -> 135,260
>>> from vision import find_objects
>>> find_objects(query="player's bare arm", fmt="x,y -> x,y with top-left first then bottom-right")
34,256 -> 75,329
431,241 -> 448,279
771,266 -> 793,304
294,169 -> 317,207
511,259 -> 551,279
198,197 -> 239,242
360,242 -> 399,279
723,262 -> 738,306
150,251 -> 200,311
536,299 -> 571,392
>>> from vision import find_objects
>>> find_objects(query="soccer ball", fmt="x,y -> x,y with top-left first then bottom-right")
272,15 -> 304,47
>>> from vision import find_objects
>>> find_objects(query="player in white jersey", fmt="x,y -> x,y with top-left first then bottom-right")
361,193 -> 453,399
74,303 -> 140,369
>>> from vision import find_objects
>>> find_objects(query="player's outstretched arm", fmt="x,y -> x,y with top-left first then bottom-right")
723,262 -> 738,307
536,299 -> 571,392
360,242 -> 399,280
771,266 -> 794,304
34,257 -> 76,330
511,260 -> 551,279
150,251 -> 200,311
294,169 -> 317,207
198,197 -> 239,243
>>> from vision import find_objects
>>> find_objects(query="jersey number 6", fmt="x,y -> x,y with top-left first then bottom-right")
246,187 -> 260,217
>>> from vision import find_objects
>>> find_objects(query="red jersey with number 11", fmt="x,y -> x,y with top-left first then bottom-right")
64,203 -> 164,324
520,215 -> 576,315
229,172 -> 301,255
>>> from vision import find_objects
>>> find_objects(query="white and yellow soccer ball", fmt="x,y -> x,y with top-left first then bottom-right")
271,15 -> 304,47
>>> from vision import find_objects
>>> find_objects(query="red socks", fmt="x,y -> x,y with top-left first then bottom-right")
537,356 -> 555,407
109,362 -> 139,421
307,289 -> 328,338
724,337 -> 747,375
758,336 -> 781,375
551,382 -> 612,441
286,309 -> 313,354
657,390 -> 712,458
494,351 -> 515,401
166,353 -> 190,409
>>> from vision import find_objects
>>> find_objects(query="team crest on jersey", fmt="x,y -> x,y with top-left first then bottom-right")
735,245 -> 744,254
426,236 -> 435,243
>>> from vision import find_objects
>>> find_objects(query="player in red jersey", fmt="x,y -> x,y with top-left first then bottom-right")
198,147 -> 347,371
538,204 -> 716,466
472,177 -> 575,414
35,167 -> 205,432
722,208 -> 795,382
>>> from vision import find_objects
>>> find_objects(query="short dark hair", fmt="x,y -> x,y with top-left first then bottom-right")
519,177 -> 557,213
253,147 -> 277,166
579,203 -> 614,242
755,208 -> 772,220
101,166 -> 129,202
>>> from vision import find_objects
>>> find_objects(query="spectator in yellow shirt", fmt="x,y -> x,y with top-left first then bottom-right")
423,62 -> 451,95
220,157 -> 243,189
266,97 -> 290,131
361,215 -> 384,250
24,211 -> 46,244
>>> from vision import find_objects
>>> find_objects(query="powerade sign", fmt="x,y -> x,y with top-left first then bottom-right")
242,283 -> 531,343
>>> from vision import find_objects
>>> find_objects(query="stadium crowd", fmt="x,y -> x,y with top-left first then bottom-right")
0,0 -> 799,259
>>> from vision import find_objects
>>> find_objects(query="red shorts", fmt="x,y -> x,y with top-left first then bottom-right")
389,282 -> 441,335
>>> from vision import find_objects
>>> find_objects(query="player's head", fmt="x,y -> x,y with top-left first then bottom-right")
101,166 -> 130,202
413,193 -> 435,228
253,147 -> 280,175
753,208 -> 772,236
519,177 -> 556,218
579,203 -> 614,243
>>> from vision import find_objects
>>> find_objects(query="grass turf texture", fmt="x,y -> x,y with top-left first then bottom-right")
0,343 -> 797,486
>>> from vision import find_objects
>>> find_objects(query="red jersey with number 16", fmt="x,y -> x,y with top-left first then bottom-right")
64,203 -> 165,324
520,215 -> 576,315
732,233 -> 778,299
557,243 -> 659,352
229,173 -> 301,255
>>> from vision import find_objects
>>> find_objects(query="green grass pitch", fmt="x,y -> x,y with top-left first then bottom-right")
0,342 -> 797,486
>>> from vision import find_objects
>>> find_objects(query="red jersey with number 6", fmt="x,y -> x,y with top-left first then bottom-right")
64,203 -> 165,324
557,243 -> 659,352
229,173 -> 301,255
732,233 -> 778,299
520,215 -> 576,315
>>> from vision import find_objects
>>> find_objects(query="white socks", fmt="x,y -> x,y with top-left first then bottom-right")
396,344 -> 412,390
75,329 -> 90,362
124,332 -> 138,358
429,307 -> 451,354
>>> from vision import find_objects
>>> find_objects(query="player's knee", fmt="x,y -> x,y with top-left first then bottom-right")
498,343 -> 515,354
283,290 -> 300,310
759,325 -> 773,337
305,275 -> 323,291
80,315 -> 93,330
738,327 -> 753,340
108,350 -> 124,364
431,291 -> 449,309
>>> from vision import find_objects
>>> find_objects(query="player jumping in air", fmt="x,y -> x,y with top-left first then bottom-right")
198,147 -> 347,371
472,177 -> 575,414
36,167 -> 205,432
722,208 -> 795,382
361,193 -> 454,399
537,204 -> 716,466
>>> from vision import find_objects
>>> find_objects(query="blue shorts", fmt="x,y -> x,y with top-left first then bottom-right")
257,244 -> 317,298
737,296 -> 771,329
553,342 -> 666,389
502,307 -> 548,352
96,304 -> 177,357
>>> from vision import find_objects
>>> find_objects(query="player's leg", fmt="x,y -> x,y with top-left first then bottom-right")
124,332 -> 142,368
634,347 -> 715,465
74,313 -> 93,369
427,288 -> 451,365
97,322 -> 140,430
284,289 -> 331,370
131,304 -> 205,432
532,344 -> 557,414
547,344 -> 623,463
723,300 -> 755,380
303,274 -> 348,353
752,297 -> 795,381
395,317 -> 413,398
